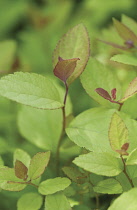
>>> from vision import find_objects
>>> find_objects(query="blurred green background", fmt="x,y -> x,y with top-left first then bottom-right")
0,0 -> 137,209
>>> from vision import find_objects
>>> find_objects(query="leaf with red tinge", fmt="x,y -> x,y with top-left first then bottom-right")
121,143 -> 129,151
115,150 -> 129,156
109,112 -> 129,152
113,18 -> 137,44
54,57 -> 80,83
119,77 -> 137,102
15,160 -> 28,180
53,24 -> 90,85
95,88 -> 112,101
116,143 -> 129,156
111,88 -> 117,100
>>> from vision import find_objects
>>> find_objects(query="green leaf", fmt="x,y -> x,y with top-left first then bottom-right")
38,177 -> 71,195
73,152 -> 123,177
113,18 -> 137,43
127,165 -> 137,179
111,54 -> 137,66
18,106 -> 62,153
109,112 -> 129,152
80,58 -> 122,108
66,107 -> 116,153
45,192 -> 71,210
0,168 -> 23,183
0,72 -> 63,110
122,15 -> 137,35
0,181 -> 26,192
17,192 -> 43,210
53,24 -> 90,85
119,77 -> 137,103
18,83 -> 72,152
0,40 -> 17,73
15,160 -> 28,180
54,57 -> 80,83
116,172 -> 132,192
126,148 -> 137,165
66,107 -> 137,154
108,188 -> 137,210
0,168 -> 26,191
28,151 -> 50,180
62,166 -> 87,184
13,149 -> 31,168
93,178 -> 123,194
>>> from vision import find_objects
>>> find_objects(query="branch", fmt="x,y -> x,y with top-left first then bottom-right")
121,155 -> 134,188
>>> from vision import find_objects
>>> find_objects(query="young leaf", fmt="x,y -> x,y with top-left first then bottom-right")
109,112 -> 129,152
93,178 -> 123,194
17,192 -> 43,210
111,54 -> 137,66
28,151 -> 50,180
80,58 -> 122,108
113,18 -> 137,44
62,166 -> 87,184
53,24 -> 90,85
111,88 -> 117,100
117,143 -> 129,155
108,188 -> 137,210
13,149 -> 31,168
119,77 -> 137,103
54,57 -> 80,83
45,192 -> 72,210
121,143 -> 129,151
122,15 -> 137,35
0,72 -> 63,110
14,160 -> 28,180
95,88 -> 112,101
38,177 -> 71,195
73,152 -> 123,177
126,148 -> 137,165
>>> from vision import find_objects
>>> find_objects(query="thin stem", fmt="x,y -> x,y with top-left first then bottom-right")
121,155 -> 134,188
118,103 -> 123,111
110,100 -> 123,111
56,82 -> 69,175
26,180 -> 39,188
62,82 -> 68,131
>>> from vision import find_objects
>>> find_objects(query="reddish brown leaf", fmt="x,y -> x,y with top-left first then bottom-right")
111,88 -> 117,100
15,160 -> 28,180
54,57 -> 80,83
121,143 -> 129,151
116,149 -> 129,156
95,88 -> 112,101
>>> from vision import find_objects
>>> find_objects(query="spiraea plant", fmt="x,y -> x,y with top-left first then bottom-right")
1,16 -> 137,210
